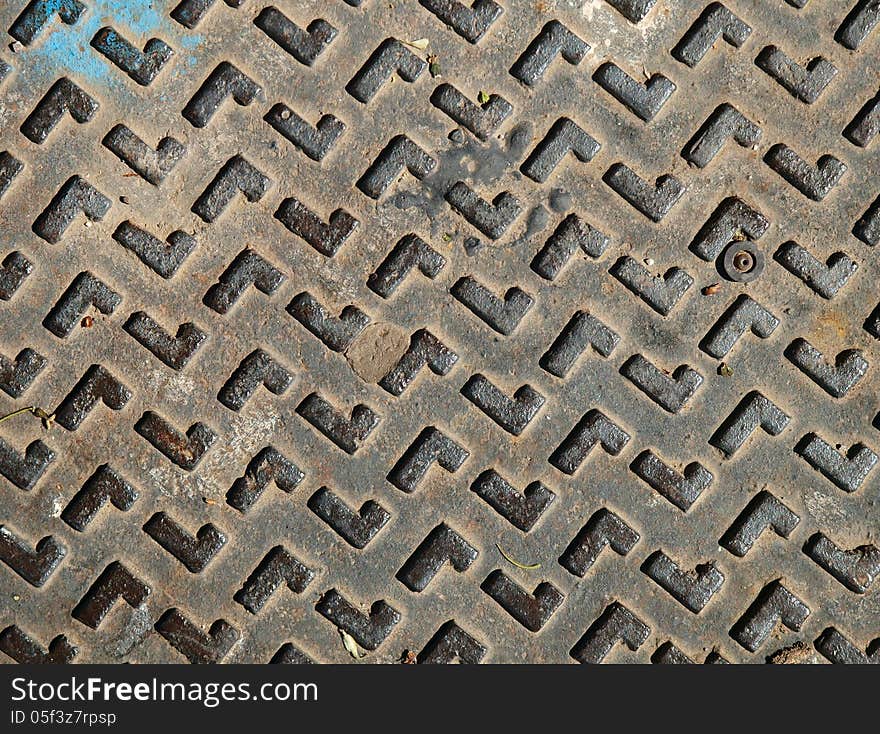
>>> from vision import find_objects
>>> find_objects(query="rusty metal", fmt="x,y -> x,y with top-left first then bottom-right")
1,0 -> 879,665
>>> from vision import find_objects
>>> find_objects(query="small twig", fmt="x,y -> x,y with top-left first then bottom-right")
496,544 -> 541,570
0,406 -> 34,426
0,406 -> 55,430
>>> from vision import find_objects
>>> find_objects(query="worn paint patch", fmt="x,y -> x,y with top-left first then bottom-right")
23,1 -> 202,93
148,410 -> 281,501
803,488 -> 848,527
345,322 -> 410,383
112,604 -> 153,657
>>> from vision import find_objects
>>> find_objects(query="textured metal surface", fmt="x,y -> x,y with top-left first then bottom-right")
1,0 -> 879,665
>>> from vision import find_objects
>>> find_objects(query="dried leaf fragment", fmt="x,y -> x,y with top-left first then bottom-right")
401,649 -> 417,664
31,406 -> 55,431
403,38 -> 429,51
427,54 -> 441,77
702,283 -> 721,296
340,629 -> 365,659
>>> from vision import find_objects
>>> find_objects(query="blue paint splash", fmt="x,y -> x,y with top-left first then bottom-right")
23,1 -> 202,94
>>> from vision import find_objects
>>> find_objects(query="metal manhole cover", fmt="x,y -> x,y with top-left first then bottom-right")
1,0 -> 879,665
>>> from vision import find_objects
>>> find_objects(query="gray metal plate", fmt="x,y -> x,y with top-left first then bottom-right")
1,0 -> 879,664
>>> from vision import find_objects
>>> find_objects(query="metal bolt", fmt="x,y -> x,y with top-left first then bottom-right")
720,242 -> 764,283
732,251 -> 754,272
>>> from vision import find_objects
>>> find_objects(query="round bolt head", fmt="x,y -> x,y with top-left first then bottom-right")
721,241 -> 764,283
